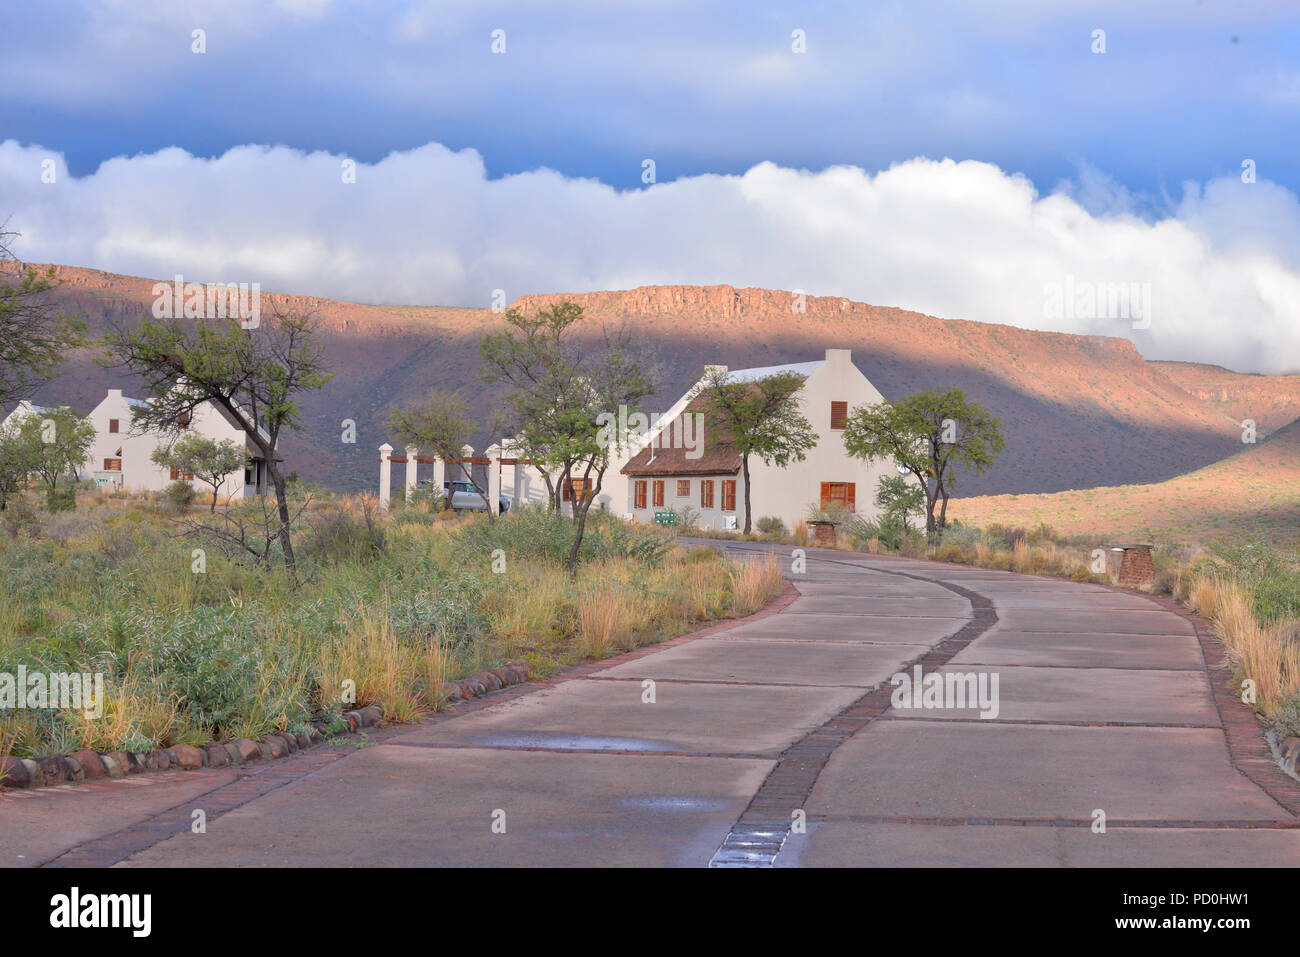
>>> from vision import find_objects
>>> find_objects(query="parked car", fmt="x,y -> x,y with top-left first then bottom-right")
426,479 -> 511,513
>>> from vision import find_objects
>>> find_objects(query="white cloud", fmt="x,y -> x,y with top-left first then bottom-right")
2,138 -> 1298,374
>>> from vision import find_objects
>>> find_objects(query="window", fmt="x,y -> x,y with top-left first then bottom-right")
820,481 -> 856,511
108,418 -> 119,434
676,479 -> 691,497
103,458 -> 121,471
830,401 -> 848,430
562,478 -> 592,502
169,466 -> 195,481
652,480 -> 664,507
700,480 -> 714,508
721,480 -> 736,512
634,480 -> 647,509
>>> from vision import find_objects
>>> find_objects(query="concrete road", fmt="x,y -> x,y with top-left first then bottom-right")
7,544 -> 1299,867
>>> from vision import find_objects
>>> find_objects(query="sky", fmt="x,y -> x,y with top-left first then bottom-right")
1,0 -> 1299,372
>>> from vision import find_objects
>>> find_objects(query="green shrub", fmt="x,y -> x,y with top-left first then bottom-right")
164,480 -> 197,512
304,506 -> 387,564
45,486 -> 76,512
939,522 -> 979,550
756,516 -> 786,537
456,505 -> 672,569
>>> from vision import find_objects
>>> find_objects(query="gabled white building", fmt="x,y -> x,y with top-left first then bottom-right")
3,388 -> 273,499
83,388 -> 272,498
618,349 -> 900,532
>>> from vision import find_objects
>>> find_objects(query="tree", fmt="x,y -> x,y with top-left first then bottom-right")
150,433 -> 249,512
692,367 -> 817,534
386,389 -> 489,515
0,228 -> 87,405
103,307 -> 332,577
842,389 -> 1005,539
16,407 -> 95,507
478,301 -> 656,576
874,473 -> 926,533
0,422 -> 37,510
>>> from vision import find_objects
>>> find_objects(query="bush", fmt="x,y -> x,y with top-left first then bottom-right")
1,494 -> 40,539
46,486 -> 76,512
670,505 -> 701,531
304,505 -> 387,565
456,505 -> 672,569
938,522 -> 979,550
164,480 -> 197,512
756,516 -> 786,537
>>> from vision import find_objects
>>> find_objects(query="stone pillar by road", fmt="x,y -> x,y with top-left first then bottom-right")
405,446 -> 419,502
378,443 -> 393,511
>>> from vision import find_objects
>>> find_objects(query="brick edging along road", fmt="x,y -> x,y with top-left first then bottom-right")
0,659 -> 532,793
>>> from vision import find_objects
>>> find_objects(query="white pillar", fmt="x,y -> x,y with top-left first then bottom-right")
378,443 -> 393,511
405,445 -> 418,502
431,456 -> 445,498
487,444 -> 501,516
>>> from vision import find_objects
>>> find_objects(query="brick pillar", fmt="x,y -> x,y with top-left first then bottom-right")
1118,547 -> 1155,587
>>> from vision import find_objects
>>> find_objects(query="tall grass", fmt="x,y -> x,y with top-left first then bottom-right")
0,489 -> 784,759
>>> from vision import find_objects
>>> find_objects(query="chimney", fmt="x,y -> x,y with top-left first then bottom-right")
825,348 -> 851,363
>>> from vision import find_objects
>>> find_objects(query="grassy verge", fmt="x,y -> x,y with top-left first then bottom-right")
0,489 -> 783,759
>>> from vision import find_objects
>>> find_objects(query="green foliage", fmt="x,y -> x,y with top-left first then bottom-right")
478,301 -> 658,572
164,480 -> 197,511
16,406 -> 95,493
938,522 -> 980,549
45,486 -> 76,512
842,388 -> 1005,537
670,504 -> 702,530
875,474 -> 925,530
0,233 -> 88,406
302,505 -> 388,565
151,433 -> 248,510
457,505 -> 672,569
1201,539 -> 1300,623
756,515 -> 786,536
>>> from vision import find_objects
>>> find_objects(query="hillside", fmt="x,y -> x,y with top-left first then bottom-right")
950,416 -> 1300,545
1152,360 -> 1300,433
4,264 -> 1282,495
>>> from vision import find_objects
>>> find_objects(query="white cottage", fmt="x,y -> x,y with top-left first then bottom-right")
619,349 -> 900,532
83,388 -> 272,498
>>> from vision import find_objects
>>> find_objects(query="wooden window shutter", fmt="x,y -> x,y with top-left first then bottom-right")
634,481 -> 647,509
653,480 -> 664,507
701,480 -> 713,508
820,482 -> 831,509
830,401 -> 848,430
722,480 -> 736,511
847,482 -> 856,511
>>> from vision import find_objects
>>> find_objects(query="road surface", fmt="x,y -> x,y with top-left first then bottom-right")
7,544 -> 1299,867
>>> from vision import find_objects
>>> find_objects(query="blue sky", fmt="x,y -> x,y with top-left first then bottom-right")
2,1 -> 1299,372
4,0 -> 1297,196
